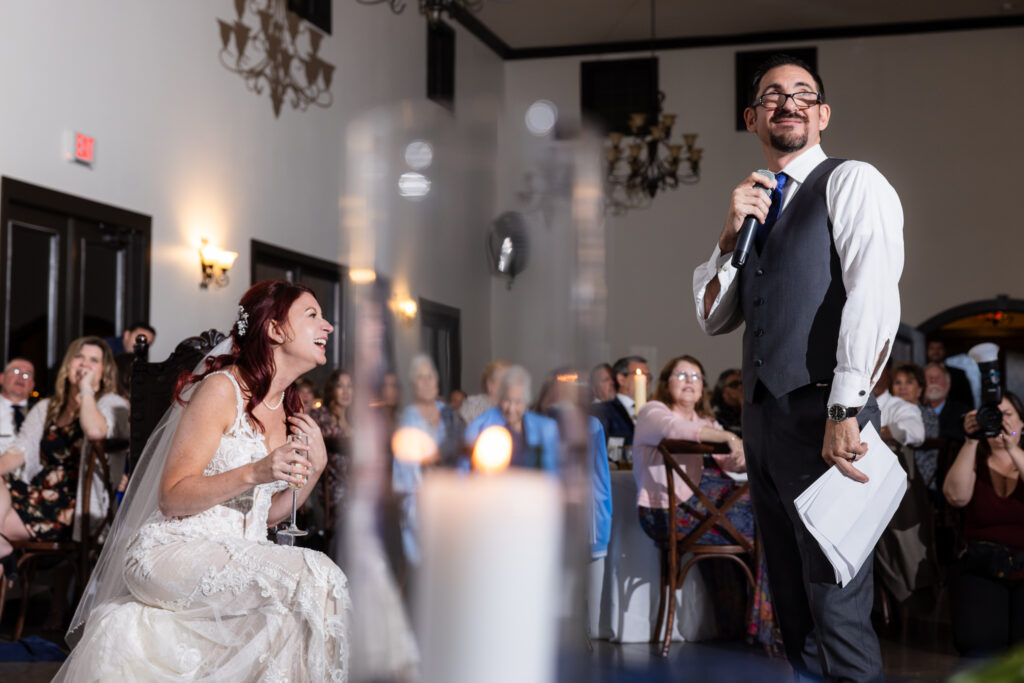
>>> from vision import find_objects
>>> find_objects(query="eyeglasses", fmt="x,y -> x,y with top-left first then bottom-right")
672,372 -> 703,384
754,91 -> 822,110
7,368 -> 32,380
725,380 -> 742,389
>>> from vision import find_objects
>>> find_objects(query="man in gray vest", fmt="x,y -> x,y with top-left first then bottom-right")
693,54 -> 903,681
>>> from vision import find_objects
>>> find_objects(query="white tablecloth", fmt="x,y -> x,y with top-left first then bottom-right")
586,471 -> 719,643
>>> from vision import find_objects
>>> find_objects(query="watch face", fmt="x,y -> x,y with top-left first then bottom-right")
828,404 -> 845,422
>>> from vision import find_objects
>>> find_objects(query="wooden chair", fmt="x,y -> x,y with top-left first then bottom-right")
652,438 -> 756,657
5,436 -> 123,640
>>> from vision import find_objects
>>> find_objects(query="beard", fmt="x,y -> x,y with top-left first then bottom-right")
768,112 -> 809,153
924,384 -> 948,403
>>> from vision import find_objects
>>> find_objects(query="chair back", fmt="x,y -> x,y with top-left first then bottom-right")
128,329 -> 227,469
657,439 -> 753,555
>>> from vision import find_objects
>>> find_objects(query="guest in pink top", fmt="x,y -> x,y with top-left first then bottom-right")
633,355 -> 747,543
634,355 -> 779,648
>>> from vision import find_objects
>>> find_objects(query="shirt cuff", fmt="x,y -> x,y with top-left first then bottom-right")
828,371 -> 872,411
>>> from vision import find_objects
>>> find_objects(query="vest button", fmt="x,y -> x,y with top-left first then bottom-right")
754,297 -> 765,306
753,359 -> 764,368
755,268 -> 764,276
754,328 -> 765,337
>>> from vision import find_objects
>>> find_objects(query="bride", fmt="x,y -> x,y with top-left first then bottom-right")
56,280 -> 351,681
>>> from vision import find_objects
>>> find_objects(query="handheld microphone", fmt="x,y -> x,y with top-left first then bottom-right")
731,169 -> 776,269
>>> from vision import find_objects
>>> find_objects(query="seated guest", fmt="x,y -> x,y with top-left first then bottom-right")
294,376 -> 317,414
0,358 -> 35,456
591,355 -> 650,446
459,359 -> 509,426
873,364 -> 925,449
466,365 -> 559,472
535,368 -> 611,558
588,363 -> 616,403
633,355 -> 777,647
892,362 -> 941,488
104,321 -> 156,355
874,363 -> 937,604
310,369 -> 353,533
925,362 -> 971,442
927,339 -> 975,408
943,393 -> 1024,656
394,355 -> 464,566
711,368 -> 743,438
0,338 -> 128,595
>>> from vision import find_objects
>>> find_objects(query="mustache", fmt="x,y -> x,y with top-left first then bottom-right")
771,112 -> 807,124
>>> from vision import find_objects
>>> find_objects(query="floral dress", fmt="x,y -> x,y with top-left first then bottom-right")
9,419 -> 84,540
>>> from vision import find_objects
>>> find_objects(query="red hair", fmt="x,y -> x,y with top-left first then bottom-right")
175,279 -> 315,432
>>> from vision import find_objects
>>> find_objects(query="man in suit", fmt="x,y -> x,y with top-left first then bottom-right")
590,355 -> 650,446
0,358 -> 35,455
924,362 -> 969,442
694,53 -> 903,680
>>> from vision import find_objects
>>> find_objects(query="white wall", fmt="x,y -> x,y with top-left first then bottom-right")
0,1 -> 502,387
500,27 -> 1024,381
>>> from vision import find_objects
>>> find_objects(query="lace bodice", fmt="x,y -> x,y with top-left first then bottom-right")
129,371 -> 287,558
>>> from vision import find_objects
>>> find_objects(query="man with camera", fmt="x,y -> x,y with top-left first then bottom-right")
693,54 -> 903,680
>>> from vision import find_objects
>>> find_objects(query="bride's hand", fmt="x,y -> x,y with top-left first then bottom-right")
289,413 -> 327,475
253,440 -> 311,488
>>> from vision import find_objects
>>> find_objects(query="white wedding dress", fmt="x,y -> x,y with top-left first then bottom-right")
55,371 -> 350,682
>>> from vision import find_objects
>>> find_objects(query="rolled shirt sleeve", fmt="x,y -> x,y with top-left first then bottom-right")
692,247 -> 744,336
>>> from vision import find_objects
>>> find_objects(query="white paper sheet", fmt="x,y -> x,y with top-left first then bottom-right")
794,423 -> 908,585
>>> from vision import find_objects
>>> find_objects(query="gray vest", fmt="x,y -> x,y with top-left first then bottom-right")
738,157 -> 845,403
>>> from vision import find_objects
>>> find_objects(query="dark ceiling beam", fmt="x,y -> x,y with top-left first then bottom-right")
451,12 -> 1024,61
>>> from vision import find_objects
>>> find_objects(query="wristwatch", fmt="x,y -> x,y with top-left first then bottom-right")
827,403 -> 861,423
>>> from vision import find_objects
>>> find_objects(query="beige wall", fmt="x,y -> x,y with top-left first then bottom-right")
500,26 -> 1024,381
0,1 -> 502,388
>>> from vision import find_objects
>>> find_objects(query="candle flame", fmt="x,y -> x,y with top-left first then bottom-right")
392,426 -> 437,465
472,425 -> 513,475
635,369 -> 643,375
556,372 -> 578,383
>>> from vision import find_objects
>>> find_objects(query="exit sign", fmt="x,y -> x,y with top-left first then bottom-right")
73,132 -> 95,166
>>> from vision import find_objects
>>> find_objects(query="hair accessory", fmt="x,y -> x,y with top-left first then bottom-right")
235,305 -> 249,337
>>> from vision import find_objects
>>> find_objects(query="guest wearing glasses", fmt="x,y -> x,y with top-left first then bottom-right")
711,368 -> 743,438
634,355 -> 778,647
0,359 -> 35,456
694,53 -> 902,679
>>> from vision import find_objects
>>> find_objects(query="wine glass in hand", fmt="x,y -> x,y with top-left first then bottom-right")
278,432 -> 309,538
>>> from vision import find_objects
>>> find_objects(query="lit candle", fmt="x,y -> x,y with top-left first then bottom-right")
416,428 -> 563,683
634,368 -> 647,413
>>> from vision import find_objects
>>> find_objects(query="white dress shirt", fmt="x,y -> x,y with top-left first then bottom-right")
0,393 -> 27,454
693,144 -> 904,409
876,391 -> 925,447
616,393 -> 637,422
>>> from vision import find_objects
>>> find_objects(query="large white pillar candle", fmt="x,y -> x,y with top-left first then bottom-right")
416,468 -> 564,683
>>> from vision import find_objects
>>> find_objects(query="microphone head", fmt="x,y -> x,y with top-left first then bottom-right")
755,169 -> 776,196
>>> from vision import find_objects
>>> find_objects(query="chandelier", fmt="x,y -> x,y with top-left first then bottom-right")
603,0 -> 702,214
217,0 -> 335,118
357,0 -> 483,24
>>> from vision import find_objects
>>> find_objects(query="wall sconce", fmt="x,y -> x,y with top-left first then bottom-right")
199,238 -> 238,289
390,297 -> 418,322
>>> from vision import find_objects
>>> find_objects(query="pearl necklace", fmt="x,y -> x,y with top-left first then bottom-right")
262,392 -> 285,411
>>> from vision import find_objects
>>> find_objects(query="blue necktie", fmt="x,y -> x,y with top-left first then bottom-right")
755,172 -> 788,252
